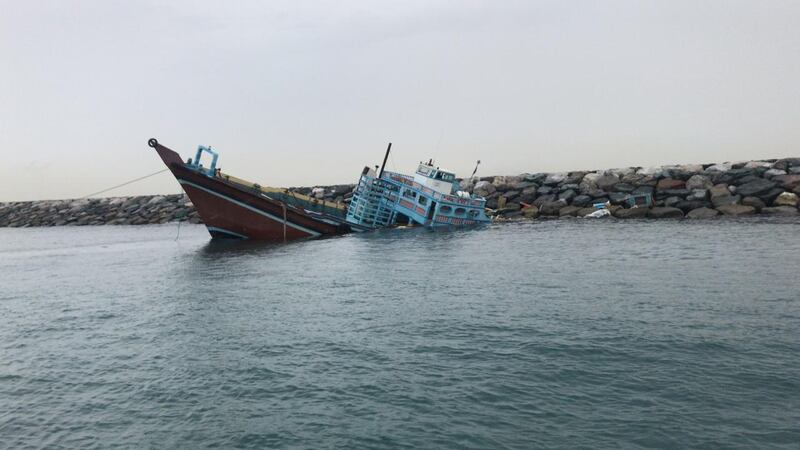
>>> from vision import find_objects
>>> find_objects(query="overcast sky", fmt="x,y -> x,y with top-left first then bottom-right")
2,0 -> 799,201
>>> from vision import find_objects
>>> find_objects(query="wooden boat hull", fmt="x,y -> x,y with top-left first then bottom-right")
149,139 -> 352,241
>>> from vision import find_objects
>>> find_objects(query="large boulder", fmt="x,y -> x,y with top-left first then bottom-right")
588,189 -> 609,199
772,174 -> 800,191
559,183 -> 580,193
613,183 -> 636,193
559,189 -> 577,203
709,184 -> 739,207
614,207 -> 649,219
540,200 -> 567,216
565,172 -> 587,184
736,178 -> 776,197
595,173 -> 620,191
473,180 -> 497,197
731,174 -> 761,186
664,196 -> 682,208
647,207 -> 684,219
608,192 -> 629,205
609,167 -> 637,178
744,161 -> 772,169
716,168 -> 755,185
675,200 -> 707,213
687,189 -> 708,201
621,173 -> 647,185
458,178 -> 475,192
521,205 -> 539,218
497,203 -> 522,214
685,174 -> 713,191
656,178 -> 685,191
637,166 -> 660,176
558,205 -> 582,217
687,207 -> 720,219
572,195 -> 593,207
761,206 -> 798,215
680,164 -> 704,174
516,187 -> 538,205
760,187 -> 785,204
492,175 -> 520,188
578,173 -> 599,193
773,192 -> 799,207
763,169 -> 787,178
523,173 -> 548,184
741,196 -> 766,212
510,180 -> 537,190
716,204 -> 756,216
711,194 -> 740,207
631,185 -> 654,196
532,194 -> 557,208
652,166 -> 675,179
704,163 -> 732,173
772,157 -> 800,171
544,172 -> 567,185
659,189 -> 691,198
668,168 -> 695,181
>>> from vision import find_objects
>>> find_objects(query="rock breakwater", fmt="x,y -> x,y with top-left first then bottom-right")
2,157 -> 799,228
0,195 -> 202,228
471,157 -> 800,220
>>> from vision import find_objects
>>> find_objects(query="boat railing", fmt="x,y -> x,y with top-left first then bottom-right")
381,171 -> 484,207
346,174 -> 397,227
189,145 -> 219,177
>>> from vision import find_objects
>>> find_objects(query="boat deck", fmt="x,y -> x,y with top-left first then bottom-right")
218,172 -> 347,218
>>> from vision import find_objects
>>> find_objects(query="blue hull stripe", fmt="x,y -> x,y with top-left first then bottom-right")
206,226 -> 249,239
178,179 -> 322,237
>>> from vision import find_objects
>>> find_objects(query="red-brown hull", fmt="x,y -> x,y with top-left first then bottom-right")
148,139 -> 351,241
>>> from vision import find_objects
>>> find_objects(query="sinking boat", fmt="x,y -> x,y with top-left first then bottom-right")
346,152 -> 491,229
148,138 -> 490,241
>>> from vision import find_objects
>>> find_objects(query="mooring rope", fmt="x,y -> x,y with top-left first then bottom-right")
80,168 -> 170,199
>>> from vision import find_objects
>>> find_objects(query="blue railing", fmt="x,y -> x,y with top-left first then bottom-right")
189,145 -> 219,177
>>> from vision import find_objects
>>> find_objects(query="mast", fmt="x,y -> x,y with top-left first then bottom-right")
378,142 -> 392,178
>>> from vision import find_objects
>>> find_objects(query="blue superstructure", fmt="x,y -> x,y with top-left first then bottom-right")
346,160 -> 491,229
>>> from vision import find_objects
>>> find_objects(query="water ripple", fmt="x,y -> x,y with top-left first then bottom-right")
0,220 -> 799,448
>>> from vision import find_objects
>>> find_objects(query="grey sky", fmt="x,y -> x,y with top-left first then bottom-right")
2,0 -> 799,201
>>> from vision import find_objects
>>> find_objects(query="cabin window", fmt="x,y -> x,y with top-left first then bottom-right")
468,209 -> 478,217
402,189 -> 416,199
439,205 -> 452,214
418,196 -> 428,205
455,207 -> 466,216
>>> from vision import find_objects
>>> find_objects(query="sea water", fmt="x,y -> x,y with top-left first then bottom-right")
1,219 -> 798,449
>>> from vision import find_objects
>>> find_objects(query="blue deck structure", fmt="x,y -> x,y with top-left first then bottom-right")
346,160 -> 491,229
